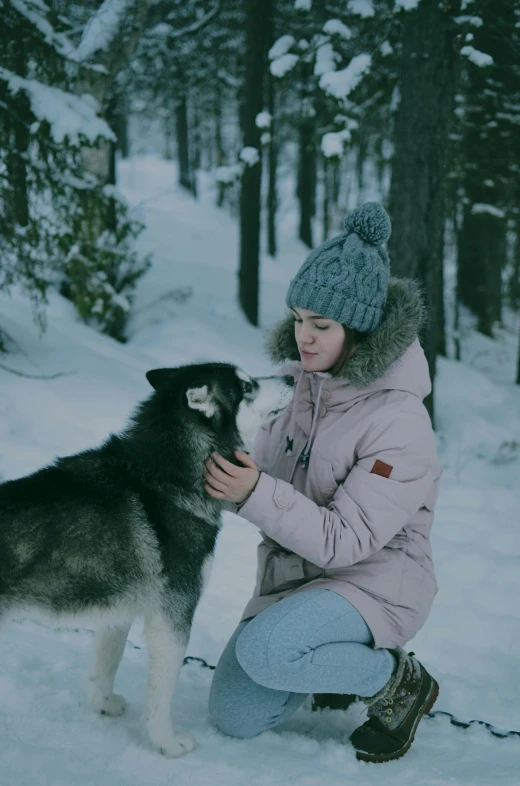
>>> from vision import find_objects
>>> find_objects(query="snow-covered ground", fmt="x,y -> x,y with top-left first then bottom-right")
1,157 -> 519,785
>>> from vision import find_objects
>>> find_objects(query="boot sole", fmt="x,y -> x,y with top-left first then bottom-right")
355,676 -> 439,764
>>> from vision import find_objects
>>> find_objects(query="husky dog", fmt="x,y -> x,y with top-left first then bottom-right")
0,363 -> 293,757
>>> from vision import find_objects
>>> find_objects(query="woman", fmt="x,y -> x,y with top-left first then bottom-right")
205,202 -> 442,763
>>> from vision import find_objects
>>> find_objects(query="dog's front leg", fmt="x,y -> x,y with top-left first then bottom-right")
88,622 -> 131,716
143,612 -> 196,757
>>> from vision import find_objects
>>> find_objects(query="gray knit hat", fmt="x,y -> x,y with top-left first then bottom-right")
285,202 -> 392,333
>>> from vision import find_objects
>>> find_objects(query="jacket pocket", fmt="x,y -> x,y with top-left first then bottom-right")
256,542 -> 306,597
398,554 -> 425,611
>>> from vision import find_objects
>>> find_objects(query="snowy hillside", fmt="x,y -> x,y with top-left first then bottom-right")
0,157 -> 519,786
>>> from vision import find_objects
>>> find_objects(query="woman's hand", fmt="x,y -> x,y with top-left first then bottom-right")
205,451 -> 260,504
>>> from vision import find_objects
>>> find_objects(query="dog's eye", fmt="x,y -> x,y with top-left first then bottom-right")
243,380 -> 253,394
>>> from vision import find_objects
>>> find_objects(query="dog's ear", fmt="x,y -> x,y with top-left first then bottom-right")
186,385 -> 216,418
146,368 -> 177,391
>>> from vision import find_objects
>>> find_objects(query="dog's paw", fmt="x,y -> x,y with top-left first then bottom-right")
101,693 -> 127,716
158,731 -> 197,758
90,692 -> 127,717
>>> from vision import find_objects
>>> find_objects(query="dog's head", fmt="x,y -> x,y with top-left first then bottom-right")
145,363 -> 294,451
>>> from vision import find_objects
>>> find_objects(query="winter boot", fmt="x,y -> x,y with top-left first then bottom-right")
350,649 -> 439,763
311,693 -> 358,712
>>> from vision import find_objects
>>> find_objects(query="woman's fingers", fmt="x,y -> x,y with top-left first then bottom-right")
205,460 -> 231,485
210,453 -> 240,477
204,469 -> 228,492
205,483 -> 226,499
234,450 -> 257,470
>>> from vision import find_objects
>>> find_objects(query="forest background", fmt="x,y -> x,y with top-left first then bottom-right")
2,0 -> 520,428
1,2 -> 520,783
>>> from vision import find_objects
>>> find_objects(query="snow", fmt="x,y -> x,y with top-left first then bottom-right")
319,54 -> 371,101
314,41 -> 340,77
294,0 -> 312,10
239,146 -> 260,167
0,155 -> 520,784
380,40 -> 393,56
74,0 -> 136,63
11,0 -> 75,58
255,111 -> 272,129
471,203 -> 506,218
323,19 -> 353,40
346,0 -> 375,18
461,45 -> 494,67
268,35 -> 295,61
394,0 -> 421,11
455,15 -> 484,27
0,69 -> 115,145
270,54 -> 299,79
215,164 -> 241,184
321,129 -> 352,158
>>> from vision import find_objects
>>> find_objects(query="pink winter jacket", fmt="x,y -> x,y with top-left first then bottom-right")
236,279 -> 442,649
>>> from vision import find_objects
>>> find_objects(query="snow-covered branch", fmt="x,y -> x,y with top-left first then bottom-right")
73,0 -> 147,64
0,68 -> 114,145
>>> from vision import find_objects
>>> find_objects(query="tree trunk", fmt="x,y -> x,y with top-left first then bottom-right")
5,44 -> 29,230
75,0 -> 152,180
458,207 -> 505,336
114,91 -> 129,159
190,98 -> 200,198
388,0 -> 461,426
297,55 -> 316,249
106,86 -> 129,160
455,1 -> 515,338
356,137 -> 367,199
322,156 -> 337,242
214,84 -> 226,207
267,70 -> 278,257
164,107 -> 175,161
298,110 -> 315,248
176,82 -> 194,194
6,98 -> 29,229
104,91 -> 118,232
516,316 -> 520,385
238,0 -> 272,325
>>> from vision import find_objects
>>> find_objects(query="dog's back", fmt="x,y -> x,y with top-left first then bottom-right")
0,447 -> 164,622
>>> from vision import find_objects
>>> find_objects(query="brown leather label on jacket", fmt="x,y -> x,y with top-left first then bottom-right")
371,459 -> 393,478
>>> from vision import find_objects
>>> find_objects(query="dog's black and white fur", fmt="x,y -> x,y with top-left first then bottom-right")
0,363 -> 293,757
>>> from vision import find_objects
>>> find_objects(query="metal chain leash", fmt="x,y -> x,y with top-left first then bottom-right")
182,656 -> 520,741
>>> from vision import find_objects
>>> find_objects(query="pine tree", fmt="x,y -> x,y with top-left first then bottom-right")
387,0 -> 462,425
132,1 -> 241,200
455,0 -> 520,338
238,0 -> 273,325
0,0 -> 150,342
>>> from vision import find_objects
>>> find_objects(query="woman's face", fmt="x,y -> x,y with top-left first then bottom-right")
292,307 -> 347,372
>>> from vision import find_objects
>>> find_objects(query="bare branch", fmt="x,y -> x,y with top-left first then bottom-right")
0,363 -> 76,380
167,2 -> 221,40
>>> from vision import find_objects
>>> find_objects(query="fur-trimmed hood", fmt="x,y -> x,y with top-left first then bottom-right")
266,277 -> 429,393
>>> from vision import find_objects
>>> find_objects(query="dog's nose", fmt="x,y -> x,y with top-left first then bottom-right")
282,375 -> 294,387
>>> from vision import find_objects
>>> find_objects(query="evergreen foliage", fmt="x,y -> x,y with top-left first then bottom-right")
0,0 -> 149,340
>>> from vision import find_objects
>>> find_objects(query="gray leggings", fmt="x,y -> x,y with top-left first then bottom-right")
209,589 -> 395,738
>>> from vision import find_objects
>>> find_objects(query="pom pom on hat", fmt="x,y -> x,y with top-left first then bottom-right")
343,202 -> 391,245
286,201 -> 391,333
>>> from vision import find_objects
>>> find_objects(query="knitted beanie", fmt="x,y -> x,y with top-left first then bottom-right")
285,202 -> 392,333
